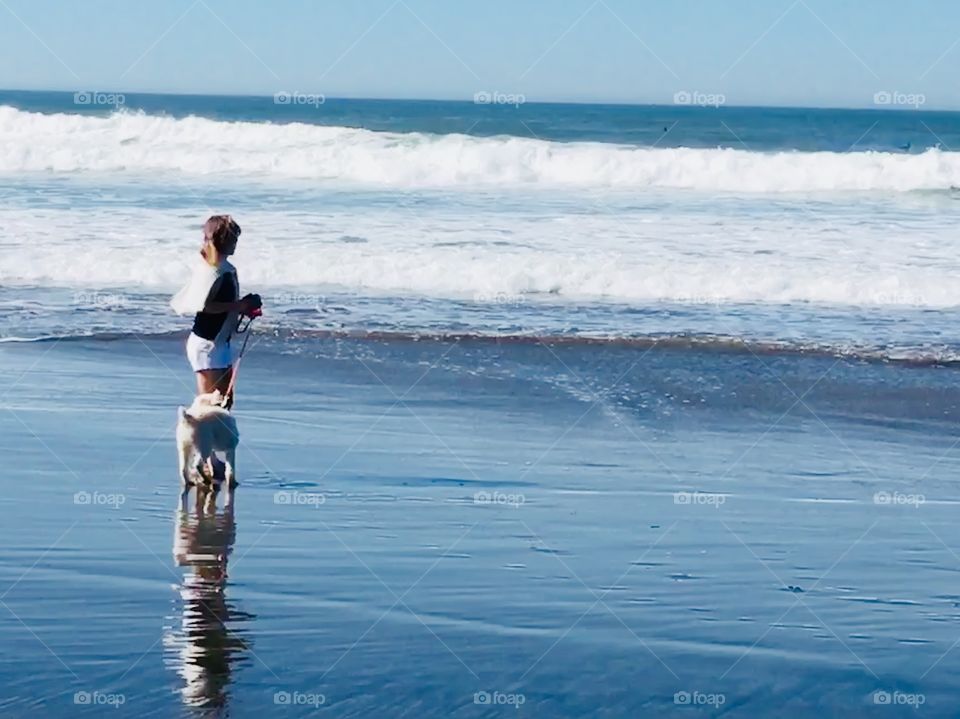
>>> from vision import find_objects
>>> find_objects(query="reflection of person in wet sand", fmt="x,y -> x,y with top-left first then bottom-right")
165,501 -> 254,710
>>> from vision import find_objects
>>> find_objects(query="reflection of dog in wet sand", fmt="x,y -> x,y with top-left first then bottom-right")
167,504 -> 253,709
176,390 -> 238,509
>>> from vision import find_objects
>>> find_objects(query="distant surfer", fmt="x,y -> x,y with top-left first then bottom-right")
170,215 -> 261,408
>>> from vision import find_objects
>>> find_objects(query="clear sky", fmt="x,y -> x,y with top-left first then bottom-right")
1,0 -> 959,109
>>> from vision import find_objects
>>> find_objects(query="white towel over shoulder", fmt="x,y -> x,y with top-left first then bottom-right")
170,259 -> 236,316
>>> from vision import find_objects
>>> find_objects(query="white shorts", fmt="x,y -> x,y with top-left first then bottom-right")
186,332 -> 234,372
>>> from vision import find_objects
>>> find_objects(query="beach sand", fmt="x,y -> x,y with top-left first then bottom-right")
1,334 -> 959,716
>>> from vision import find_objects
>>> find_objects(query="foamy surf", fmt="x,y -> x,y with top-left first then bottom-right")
2,95 -> 960,361
1,203 -> 959,311
2,105 -> 960,192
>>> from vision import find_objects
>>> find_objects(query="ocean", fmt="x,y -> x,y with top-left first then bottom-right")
3,89 -> 960,355
2,91 -> 960,717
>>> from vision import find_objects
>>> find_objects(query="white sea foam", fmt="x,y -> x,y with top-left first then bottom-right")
2,205 -> 959,308
2,105 -> 960,192
3,105 -> 960,313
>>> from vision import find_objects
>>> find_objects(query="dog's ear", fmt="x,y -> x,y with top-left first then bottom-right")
178,406 -> 199,425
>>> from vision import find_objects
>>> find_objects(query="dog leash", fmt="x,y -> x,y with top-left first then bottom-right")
225,307 -> 262,402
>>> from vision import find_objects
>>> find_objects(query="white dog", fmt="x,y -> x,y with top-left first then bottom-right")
176,390 -> 238,506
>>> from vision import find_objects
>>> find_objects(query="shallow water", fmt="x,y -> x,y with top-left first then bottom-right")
1,335 -> 959,716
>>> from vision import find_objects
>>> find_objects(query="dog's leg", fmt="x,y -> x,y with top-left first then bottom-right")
223,447 -> 237,508
193,488 -> 207,517
195,457 -> 208,483
224,447 -> 236,487
195,431 -> 214,485
203,484 -> 218,514
177,439 -> 193,496
177,408 -> 200,504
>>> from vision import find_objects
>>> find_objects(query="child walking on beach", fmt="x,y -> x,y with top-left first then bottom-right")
170,215 -> 261,408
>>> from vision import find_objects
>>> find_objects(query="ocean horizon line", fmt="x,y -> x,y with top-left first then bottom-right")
1,86 -> 958,116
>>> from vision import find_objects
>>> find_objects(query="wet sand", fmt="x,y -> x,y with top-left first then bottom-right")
1,335 -> 959,717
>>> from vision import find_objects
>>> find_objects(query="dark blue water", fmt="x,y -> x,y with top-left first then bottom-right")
1,88 -> 956,152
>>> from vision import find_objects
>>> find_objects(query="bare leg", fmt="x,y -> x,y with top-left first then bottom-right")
196,367 -> 232,396
196,367 -> 234,409
195,370 -> 215,394
216,368 -> 235,410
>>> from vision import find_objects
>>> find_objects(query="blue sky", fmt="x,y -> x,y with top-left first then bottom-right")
1,0 -> 959,108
